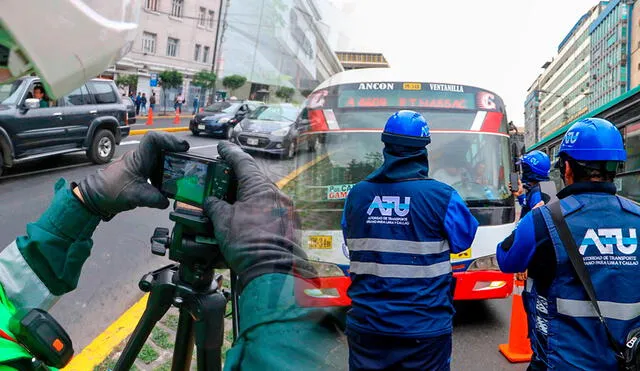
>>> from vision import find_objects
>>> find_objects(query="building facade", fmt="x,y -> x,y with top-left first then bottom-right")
589,0 -> 633,109
535,3 -> 607,140
335,51 -> 390,70
628,1 -> 640,89
105,0 -> 223,111
217,0 -> 343,102
524,76 -> 541,149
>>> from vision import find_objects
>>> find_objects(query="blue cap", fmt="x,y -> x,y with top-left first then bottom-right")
558,118 -> 626,162
520,150 -> 551,178
381,110 -> 431,147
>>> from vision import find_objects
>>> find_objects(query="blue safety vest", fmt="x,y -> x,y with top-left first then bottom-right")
524,193 -> 640,369
343,178 -> 476,338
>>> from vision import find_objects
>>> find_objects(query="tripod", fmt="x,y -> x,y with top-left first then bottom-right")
114,205 -> 238,371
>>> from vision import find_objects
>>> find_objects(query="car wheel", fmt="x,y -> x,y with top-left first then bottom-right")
88,129 -> 116,164
225,126 -> 233,140
283,142 -> 296,160
308,137 -> 320,152
192,129 -> 200,136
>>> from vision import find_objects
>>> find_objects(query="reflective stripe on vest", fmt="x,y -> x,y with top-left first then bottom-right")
350,260 -> 452,278
557,298 -> 640,321
346,238 -> 449,255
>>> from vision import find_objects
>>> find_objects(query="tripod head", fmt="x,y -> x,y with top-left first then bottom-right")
149,203 -> 228,289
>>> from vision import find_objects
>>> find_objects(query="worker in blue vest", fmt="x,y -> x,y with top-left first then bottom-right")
342,110 -> 479,371
496,117 -> 640,370
512,150 -> 551,219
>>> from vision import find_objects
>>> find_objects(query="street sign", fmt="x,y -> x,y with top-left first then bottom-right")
150,73 -> 158,87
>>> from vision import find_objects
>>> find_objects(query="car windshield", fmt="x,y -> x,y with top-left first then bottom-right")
0,80 -> 23,105
248,105 -> 299,121
204,102 -> 240,113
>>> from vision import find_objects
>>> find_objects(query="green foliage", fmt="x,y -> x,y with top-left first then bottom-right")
137,344 -> 159,364
222,75 -> 247,95
159,69 -> 183,90
276,87 -> 296,102
191,70 -> 217,90
154,360 -> 173,371
300,89 -> 313,98
151,327 -> 173,350
162,313 -> 179,331
115,74 -> 138,90
94,356 -> 117,371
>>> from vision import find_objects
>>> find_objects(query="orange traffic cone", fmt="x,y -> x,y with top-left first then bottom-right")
498,279 -> 533,363
173,108 -> 180,124
146,107 -> 153,126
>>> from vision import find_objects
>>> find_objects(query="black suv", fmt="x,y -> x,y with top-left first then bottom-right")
0,77 -> 130,176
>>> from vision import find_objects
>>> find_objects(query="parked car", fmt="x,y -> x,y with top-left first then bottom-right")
231,103 -> 302,159
0,76 -> 130,176
122,96 -> 136,125
189,100 -> 263,139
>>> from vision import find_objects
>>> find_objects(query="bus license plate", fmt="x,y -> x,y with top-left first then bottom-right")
247,138 -> 259,146
309,235 -> 332,249
451,248 -> 471,260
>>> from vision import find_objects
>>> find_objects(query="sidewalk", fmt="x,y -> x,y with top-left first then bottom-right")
136,112 -> 194,119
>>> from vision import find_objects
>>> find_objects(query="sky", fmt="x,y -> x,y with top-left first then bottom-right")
327,0 -> 601,127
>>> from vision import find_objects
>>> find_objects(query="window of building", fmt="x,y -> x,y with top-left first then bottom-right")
208,10 -> 215,28
171,0 -> 183,18
194,44 -> 201,61
203,46 -> 210,63
198,7 -> 206,26
167,37 -> 179,57
142,32 -> 157,54
145,0 -> 159,11
625,123 -> 640,172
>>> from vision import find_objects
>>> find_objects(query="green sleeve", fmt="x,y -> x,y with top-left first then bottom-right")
15,179 -> 100,297
223,274 -> 347,371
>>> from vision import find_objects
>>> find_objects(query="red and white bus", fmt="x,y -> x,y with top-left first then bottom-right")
285,68 -> 516,302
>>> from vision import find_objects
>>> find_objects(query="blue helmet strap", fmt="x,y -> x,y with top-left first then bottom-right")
559,155 -> 619,182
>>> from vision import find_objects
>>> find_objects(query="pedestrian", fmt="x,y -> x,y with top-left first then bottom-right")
175,92 -> 184,113
140,93 -> 147,115
496,118 -> 639,370
342,110 -> 479,371
149,92 -> 156,111
192,96 -> 199,114
134,92 -> 141,115
512,150 -> 552,219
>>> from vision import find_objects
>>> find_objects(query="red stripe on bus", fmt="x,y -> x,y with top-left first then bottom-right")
480,112 -> 503,133
299,128 -> 510,137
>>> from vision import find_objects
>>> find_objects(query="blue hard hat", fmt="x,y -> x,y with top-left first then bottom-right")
558,118 -> 626,162
382,110 -> 431,147
520,150 -> 551,178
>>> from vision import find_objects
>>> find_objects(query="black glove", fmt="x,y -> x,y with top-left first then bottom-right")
78,131 -> 189,220
203,141 -> 315,291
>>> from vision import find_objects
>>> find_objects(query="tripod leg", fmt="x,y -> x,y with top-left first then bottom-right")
171,307 -> 195,371
231,273 -> 240,341
114,269 -> 175,371
193,291 -> 227,371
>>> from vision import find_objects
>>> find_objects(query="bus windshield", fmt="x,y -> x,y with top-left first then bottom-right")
283,82 -> 513,230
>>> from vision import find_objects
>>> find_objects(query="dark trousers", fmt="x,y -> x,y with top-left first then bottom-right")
347,329 -> 452,371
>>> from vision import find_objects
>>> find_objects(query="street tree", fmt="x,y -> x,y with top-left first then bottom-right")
115,74 -> 138,94
276,87 -> 295,102
222,75 -> 247,97
159,69 -> 183,114
191,70 -> 217,104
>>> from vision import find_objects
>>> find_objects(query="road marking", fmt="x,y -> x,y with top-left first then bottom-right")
1,162 -> 91,180
120,140 -> 140,145
68,152 -> 329,369
130,127 -> 189,135
62,295 -> 149,370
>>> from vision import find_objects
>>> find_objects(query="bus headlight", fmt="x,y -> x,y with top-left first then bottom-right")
466,254 -> 500,271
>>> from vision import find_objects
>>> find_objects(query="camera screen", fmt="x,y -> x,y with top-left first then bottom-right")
161,154 -> 213,206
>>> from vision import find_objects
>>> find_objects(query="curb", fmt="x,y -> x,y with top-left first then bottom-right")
137,115 -> 193,119
130,127 -> 190,135
67,154 -> 329,369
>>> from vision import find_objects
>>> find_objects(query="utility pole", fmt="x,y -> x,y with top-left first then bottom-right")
210,0 -> 226,101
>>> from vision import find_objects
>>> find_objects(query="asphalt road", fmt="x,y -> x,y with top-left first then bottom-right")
0,131 -> 528,371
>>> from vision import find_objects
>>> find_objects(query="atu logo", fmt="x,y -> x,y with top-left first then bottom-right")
563,131 -> 580,145
367,196 -> 411,217
579,228 -> 638,255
